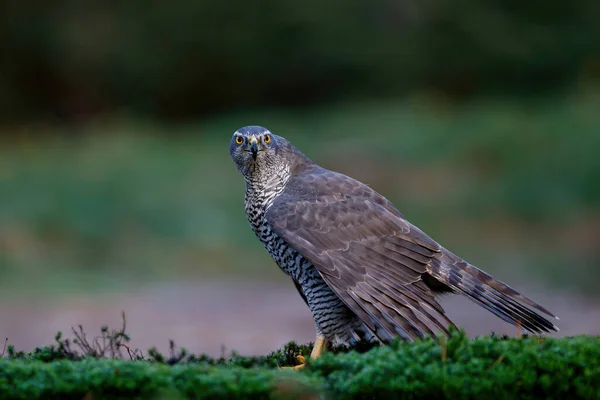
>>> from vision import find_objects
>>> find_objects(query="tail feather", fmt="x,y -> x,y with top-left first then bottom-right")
428,253 -> 559,334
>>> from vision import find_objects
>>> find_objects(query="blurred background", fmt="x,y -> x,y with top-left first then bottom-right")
1,1 -> 599,357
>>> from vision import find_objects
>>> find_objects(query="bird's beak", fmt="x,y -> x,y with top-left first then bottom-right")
249,137 -> 259,160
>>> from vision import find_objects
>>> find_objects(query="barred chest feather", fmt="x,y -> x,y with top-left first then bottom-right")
244,178 -> 310,281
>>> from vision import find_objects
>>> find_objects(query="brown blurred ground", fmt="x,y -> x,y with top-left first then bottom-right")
1,279 -> 598,357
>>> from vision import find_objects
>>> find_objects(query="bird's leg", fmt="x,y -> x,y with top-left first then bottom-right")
282,334 -> 327,370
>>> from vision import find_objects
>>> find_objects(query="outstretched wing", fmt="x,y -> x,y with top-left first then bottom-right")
265,167 -> 558,341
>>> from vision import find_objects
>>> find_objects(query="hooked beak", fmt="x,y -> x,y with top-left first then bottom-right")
249,138 -> 259,160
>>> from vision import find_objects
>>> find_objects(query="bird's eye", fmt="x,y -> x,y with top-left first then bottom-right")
263,134 -> 271,144
235,136 -> 244,145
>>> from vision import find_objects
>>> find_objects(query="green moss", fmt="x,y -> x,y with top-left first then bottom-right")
1,331 -> 599,399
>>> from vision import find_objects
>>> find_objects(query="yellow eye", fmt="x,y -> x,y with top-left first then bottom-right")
263,134 -> 271,144
235,136 -> 244,145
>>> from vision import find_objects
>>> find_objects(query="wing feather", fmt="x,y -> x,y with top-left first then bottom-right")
266,167 -> 558,341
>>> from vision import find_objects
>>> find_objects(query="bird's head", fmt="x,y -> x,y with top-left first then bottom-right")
229,125 -> 292,180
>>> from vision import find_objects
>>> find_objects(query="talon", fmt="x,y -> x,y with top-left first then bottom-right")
279,334 -> 327,371
280,354 -> 307,370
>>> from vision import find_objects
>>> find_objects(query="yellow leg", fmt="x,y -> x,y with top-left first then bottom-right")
310,334 -> 327,359
282,334 -> 327,370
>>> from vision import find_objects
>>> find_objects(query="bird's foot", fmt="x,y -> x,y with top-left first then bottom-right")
280,334 -> 327,371
280,354 -> 307,370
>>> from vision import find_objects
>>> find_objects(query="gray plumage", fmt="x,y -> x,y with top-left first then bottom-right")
229,125 -> 558,347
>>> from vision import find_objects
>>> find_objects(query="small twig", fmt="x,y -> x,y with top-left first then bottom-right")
121,343 -> 135,360
488,354 -> 505,370
113,312 -> 127,359
110,312 -> 129,359
72,325 -> 97,356
1,338 -> 7,358
66,312 -> 141,360
121,311 -> 127,334
169,340 -> 176,359
132,348 -> 144,360
93,335 -> 104,356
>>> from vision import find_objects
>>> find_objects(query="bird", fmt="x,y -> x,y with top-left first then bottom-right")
229,125 -> 559,369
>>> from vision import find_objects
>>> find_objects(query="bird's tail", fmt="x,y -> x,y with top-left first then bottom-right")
428,250 -> 559,334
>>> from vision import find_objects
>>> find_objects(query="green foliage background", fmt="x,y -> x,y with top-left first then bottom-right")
1,0 -> 599,122
1,92 -> 599,296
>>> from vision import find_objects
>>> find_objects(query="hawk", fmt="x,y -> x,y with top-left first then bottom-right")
229,125 -> 558,369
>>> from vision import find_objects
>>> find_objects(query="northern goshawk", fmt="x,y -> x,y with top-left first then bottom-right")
229,125 -> 559,369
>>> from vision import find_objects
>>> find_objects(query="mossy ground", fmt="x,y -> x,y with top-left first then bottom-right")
1,318 -> 598,400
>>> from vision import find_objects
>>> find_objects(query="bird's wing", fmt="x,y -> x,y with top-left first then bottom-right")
265,167 -> 558,341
